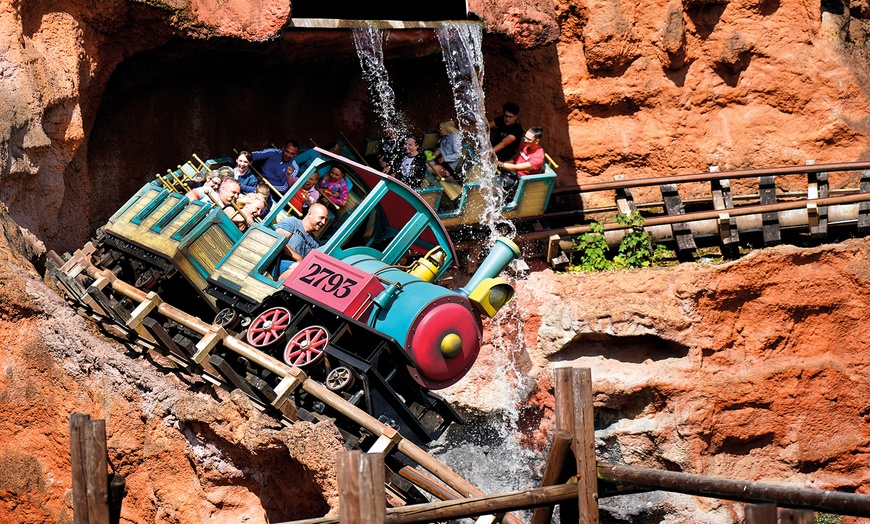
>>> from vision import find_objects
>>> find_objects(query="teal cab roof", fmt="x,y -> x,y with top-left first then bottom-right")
262,147 -> 457,276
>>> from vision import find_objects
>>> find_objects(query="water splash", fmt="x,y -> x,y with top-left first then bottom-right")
435,23 -> 517,245
429,23 -> 541,516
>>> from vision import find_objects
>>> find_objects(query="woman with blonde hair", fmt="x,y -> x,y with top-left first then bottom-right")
226,192 -> 266,231
429,119 -> 463,179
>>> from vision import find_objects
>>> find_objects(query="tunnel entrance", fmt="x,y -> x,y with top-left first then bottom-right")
86,27 -> 469,232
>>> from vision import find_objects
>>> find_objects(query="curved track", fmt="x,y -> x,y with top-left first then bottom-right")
46,248 -> 523,524
451,160 -> 870,266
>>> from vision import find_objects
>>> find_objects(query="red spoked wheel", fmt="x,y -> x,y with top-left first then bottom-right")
283,326 -> 329,367
246,307 -> 292,348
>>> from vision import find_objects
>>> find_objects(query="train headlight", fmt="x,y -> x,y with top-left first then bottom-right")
467,277 -> 515,317
440,333 -> 463,358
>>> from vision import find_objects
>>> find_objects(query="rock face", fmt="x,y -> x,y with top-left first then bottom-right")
3,0 -> 870,522
5,0 -> 870,252
460,241 -> 870,521
0,204 -> 344,523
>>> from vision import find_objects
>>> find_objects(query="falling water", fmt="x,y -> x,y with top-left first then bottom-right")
352,24 -> 539,517
430,22 -> 539,519
435,23 -> 517,243
352,26 -> 410,147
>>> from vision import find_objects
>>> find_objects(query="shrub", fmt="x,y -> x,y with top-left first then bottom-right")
569,211 -> 669,272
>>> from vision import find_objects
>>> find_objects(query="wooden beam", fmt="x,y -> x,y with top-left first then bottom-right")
530,430 -> 573,524
759,175 -> 781,246
710,176 -> 740,259
597,462 -> 870,517
660,183 -> 697,261
280,484 -> 578,524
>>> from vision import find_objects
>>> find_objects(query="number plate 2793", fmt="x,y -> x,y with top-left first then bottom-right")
283,251 -> 386,319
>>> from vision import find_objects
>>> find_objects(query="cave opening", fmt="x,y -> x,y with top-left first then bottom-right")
85,26 -> 477,233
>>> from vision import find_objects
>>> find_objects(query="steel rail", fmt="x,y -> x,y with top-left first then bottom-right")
550,160 -> 870,194
517,191 -> 870,243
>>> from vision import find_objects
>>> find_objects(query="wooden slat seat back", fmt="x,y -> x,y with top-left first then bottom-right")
440,182 -> 484,228
502,172 -> 557,217
175,210 -> 243,311
209,225 -> 285,305
104,182 -> 209,259
103,180 -> 242,312
418,186 -> 443,210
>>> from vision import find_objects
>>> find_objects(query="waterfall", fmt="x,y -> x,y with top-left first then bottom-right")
352,26 -> 409,155
352,26 -> 537,515
436,23 -> 517,244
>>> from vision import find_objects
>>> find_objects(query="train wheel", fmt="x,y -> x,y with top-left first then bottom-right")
135,270 -> 157,290
283,326 -> 329,367
246,307 -> 292,347
213,307 -> 240,330
326,366 -> 355,391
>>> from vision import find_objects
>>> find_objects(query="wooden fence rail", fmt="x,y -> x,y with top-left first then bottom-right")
284,366 -> 870,524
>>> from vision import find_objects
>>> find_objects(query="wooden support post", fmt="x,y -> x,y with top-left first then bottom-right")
191,324 -> 227,364
779,508 -> 814,523
554,367 -> 599,524
126,291 -> 162,331
858,171 -> 870,235
367,426 -> 402,454
85,283 -> 130,328
208,354 -> 259,397
60,242 -> 97,276
807,161 -> 829,239
745,503 -> 777,524
547,235 -> 570,269
710,176 -> 740,259
141,318 -> 192,366
338,450 -> 385,524
531,429 -> 574,524
614,188 -> 636,215
70,414 -> 112,524
660,183 -> 697,261
759,175 -> 781,246
271,368 -> 306,420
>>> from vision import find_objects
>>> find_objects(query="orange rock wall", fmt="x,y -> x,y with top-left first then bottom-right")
448,241 -> 870,521
5,0 -> 870,250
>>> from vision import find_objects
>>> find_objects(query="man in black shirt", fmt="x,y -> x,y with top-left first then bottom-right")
488,102 -> 524,162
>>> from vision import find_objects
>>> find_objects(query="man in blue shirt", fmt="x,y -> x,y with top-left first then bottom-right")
253,140 -> 300,193
274,203 -> 329,280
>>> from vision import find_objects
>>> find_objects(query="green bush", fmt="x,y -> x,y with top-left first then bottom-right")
815,514 -> 841,524
569,211 -> 669,272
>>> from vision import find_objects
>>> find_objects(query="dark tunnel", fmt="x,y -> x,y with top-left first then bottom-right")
85,29 -> 468,231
